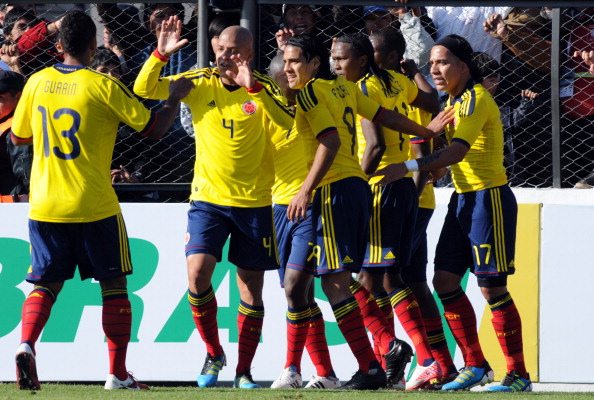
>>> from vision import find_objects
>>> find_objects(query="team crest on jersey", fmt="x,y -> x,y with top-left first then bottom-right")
242,100 -> 257,115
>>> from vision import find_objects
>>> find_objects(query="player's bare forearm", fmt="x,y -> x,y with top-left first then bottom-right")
288,133 -> 339,221
301,133 -> 340,194
360,119 -> 385,174
417,141 -> 468,171
375,108 -> 433,138
412,141 -> 430,195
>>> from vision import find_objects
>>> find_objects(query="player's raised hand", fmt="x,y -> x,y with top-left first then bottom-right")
169,77 -> 194,101
224,53 -> 255,89
370,162 -> 408,185
426,107 -> 455,137
275,26 -> 294,51
157,16 -> 189,57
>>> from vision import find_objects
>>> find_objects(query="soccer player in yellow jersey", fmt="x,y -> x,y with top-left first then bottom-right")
133,19 -> 293,389
331,31 -> 441,390
10,10 -> 192,391
373,34 -> 532,393
281,35 -> 453,390
266,54 -> 339,390
369,28 -> 459,389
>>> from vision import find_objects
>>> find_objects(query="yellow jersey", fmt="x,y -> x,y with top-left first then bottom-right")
357,71 -> 418,175
268,117 -> 310,205
295,76 -> 380,187
444,82 -> 507,193
12,64 -> 154,222
408,107 -> 435,210
134,54 -> 294,207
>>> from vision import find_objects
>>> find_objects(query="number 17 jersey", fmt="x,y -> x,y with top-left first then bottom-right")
12,64 -> 154,222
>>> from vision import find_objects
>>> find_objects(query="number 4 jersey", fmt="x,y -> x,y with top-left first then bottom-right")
12,63 -> 154,222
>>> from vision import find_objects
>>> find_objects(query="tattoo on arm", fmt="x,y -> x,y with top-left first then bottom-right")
418,148 -> 447,170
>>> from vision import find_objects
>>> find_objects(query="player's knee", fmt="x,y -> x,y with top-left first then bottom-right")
478,278 -> 508,301
432,270 -> 460,295
99,276 -> 127,291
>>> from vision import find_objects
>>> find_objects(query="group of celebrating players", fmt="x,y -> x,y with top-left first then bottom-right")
11,7 -> 531,393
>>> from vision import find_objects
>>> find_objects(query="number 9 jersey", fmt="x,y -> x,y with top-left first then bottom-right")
12,64 -> 154,222
295,76 -> 382,187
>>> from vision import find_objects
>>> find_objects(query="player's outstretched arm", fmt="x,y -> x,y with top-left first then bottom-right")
375,106 -> 454,139
228,54 -> 294,130
360,119 -> 386,175
143,77 -> 194,140
134,16 -> 188,100
371,140 -> 467,185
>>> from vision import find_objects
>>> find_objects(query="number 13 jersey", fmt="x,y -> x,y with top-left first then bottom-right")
12,64 -> 154,222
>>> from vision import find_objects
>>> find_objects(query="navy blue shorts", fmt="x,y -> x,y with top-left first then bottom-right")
362,178 -> 418,271
185,201 -> 278,270
434,185 -> 517,280
274,204 -> 315,286
27,213 -> 132,283
312,177 -> 371,275
402,207 -> 434,284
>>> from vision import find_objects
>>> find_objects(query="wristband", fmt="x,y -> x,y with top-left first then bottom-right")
152,49 -> 169,62
404,159 -> 419,172
246,81 -> 263,93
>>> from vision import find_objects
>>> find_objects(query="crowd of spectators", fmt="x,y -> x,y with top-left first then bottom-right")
0,2 -> 593,192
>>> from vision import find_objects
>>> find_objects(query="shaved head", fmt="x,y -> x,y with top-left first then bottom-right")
219,25 -> 253,49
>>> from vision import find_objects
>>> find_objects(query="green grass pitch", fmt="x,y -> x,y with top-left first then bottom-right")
1,384 -> 594,400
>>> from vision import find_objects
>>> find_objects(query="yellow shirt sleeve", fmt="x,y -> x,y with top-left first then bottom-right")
133,53 -> 173,100
104,76 -> 152,132
251,71 -> 294,131
355,85 -> 382,122
451,92 -> 487,147
296,83 -> 337,137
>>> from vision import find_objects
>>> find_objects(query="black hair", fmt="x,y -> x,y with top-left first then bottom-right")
369,27 -> 406,62
147,4 -> 185,33
209,13 -> 240,39
91,46 -> 121,70
435,34 -> 483,83
473,51 -> 500,79
3,6 -> 38,39
335,32 -> 392,93
285,34 -> 333,80
58,10 -> 96,58
144,3 -> 185,30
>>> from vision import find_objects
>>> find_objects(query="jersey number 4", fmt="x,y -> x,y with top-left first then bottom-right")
39,106 -> 81,160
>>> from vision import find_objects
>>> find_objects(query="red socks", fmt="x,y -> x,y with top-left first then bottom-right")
439,288 -> 485,367
390,287 -> 434,366
350,281 -> 395,357
331,297 -> 376,373
20,286 -> 56,352
424,316 -> 456,374
489,293 -> 527,377
305,303 -> 333,377
285,306 -> 311,371
236,301 -> 264,375
188,287 -> 223,357
102,289 -> 131,380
